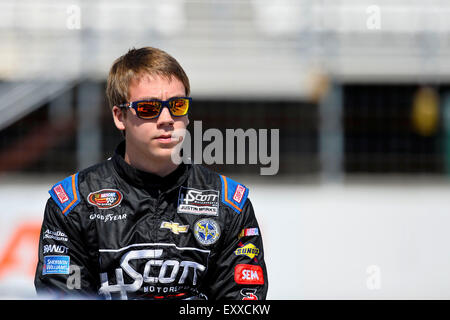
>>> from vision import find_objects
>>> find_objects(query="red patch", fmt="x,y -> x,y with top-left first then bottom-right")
234,264 -> 264,285
54,184 -> 69,203
232,185 -> 246,203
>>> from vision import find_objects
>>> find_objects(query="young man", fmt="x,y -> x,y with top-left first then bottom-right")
34,47 -> 268,300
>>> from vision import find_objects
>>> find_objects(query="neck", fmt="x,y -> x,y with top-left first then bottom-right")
124,145 -> 179,178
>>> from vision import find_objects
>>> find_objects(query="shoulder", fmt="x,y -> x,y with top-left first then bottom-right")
48,159 -> 112,216
190,164 -> 250,214
218,173 -> 249,214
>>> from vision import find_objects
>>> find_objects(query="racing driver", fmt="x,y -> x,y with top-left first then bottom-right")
34,47 -> 268,300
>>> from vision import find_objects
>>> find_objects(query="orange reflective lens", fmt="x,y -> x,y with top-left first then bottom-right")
137,101 -> 161,119
133,98 -> 190,119
169,98 -> 190,116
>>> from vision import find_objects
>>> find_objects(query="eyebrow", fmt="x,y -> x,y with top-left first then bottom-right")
136,95 -> 186,101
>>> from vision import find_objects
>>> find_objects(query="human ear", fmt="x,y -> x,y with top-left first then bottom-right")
112,106 -> 126,131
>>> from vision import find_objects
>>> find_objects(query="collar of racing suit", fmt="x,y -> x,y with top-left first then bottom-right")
111,141 -> 191,194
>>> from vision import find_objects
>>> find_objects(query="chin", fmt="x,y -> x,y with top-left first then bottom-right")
152,147 -> 177,161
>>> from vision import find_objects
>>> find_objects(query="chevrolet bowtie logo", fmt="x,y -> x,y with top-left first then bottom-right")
160,221 -> 189,235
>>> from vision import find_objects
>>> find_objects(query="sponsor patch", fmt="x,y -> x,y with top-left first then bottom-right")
234,264 -> 264,285
43,244 -> 69,254
241,288 -> 258,300
232,184 -> 246,203
43,229 -> 68,242
194,219 -> 220,245
234,243 -> 260,259
43,255 -> 70,275
160,221 -> 189,235
89,213 -> 127,222
238,227 -> 259,240
87,189 -> 123,209
53,184 -> 69,204
177,187 -> 219,216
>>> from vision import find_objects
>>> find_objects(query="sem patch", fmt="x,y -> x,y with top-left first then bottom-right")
194,218 -> 220,245
43,256 -> 70,275
87,189 -> 123,209
234,264 -> 264,285
177,187 -> 219,216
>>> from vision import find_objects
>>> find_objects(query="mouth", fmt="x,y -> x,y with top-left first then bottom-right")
155,133 -> 174,143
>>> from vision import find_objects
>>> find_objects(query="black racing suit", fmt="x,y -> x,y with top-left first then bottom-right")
34,142 -> 268,300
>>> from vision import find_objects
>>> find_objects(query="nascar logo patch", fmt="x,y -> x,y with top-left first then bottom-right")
87,189 -> 123,209
238,227 -> 259,240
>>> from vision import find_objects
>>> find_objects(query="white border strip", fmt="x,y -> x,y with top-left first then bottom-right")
98,243 -> 211,254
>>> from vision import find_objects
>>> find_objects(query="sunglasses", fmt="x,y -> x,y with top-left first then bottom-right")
118,97 -> 191,120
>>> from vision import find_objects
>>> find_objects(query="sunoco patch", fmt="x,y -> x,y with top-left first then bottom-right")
87,189 -> 123,210
177,187 -> 219,216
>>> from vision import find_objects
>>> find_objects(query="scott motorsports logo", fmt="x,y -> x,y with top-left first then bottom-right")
177,187 -> 219,216
98,246 -> 209,300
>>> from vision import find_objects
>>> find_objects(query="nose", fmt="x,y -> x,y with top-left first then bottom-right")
156,106 -> 175,127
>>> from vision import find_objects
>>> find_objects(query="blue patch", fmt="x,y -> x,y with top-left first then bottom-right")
43,255 -> 70,275
219,175 -> 249,214
194,218 -> 221,245
48,173 -> 80,216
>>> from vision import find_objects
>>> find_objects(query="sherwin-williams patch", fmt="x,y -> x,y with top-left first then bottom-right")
87,189 -> 123,209
43,256 -> 70,275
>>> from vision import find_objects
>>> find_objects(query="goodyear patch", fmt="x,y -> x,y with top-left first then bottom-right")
49,173 -> 80,216
43,255 -> 70,275
234,243 -> 260,259
194,218 -> 220,246
87,189 -> 123,209
219,175 -> 249,214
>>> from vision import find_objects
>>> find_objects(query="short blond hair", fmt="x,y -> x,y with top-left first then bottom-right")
106,47 -> 190,109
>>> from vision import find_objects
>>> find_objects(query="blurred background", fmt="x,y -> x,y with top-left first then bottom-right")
1,0 -> 450,299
